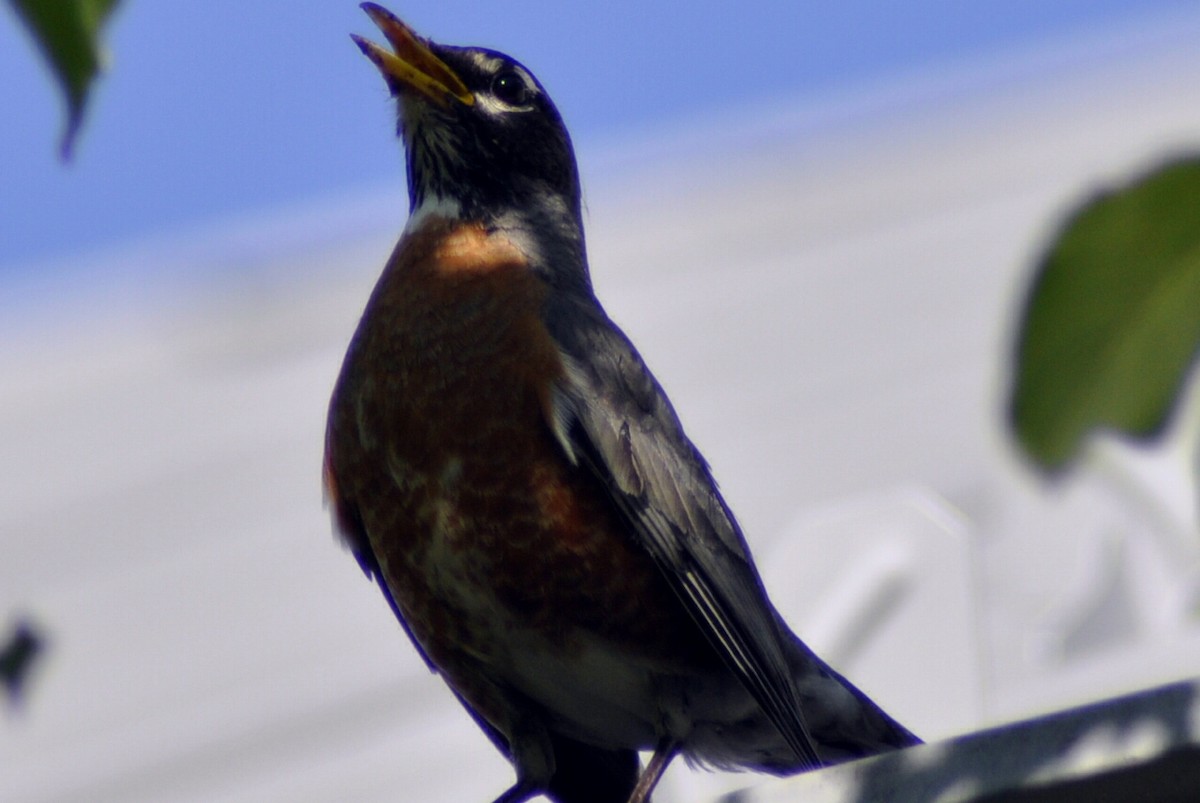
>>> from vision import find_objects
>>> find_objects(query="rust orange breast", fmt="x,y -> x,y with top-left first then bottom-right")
325,217 -> 708,674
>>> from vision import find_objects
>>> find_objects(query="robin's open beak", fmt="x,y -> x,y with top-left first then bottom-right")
351,3 -> 475,108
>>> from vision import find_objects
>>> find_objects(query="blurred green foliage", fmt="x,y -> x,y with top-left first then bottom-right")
8,0 -> 121,159
1010,156 -> 1200,470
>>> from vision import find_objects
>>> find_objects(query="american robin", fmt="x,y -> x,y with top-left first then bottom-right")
324,5 -> 920,802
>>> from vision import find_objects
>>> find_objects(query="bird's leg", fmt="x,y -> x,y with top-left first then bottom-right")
626,740 -> 677,803
492,780 -> 537,803
490,711 -> 557,803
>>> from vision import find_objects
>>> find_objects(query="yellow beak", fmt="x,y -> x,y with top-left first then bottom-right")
351,3 -> 475,108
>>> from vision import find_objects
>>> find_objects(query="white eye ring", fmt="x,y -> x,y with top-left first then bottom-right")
491,70 -> 531,107
474,66 -> 536,114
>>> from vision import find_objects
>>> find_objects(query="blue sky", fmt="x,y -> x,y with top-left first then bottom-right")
1,0 -> 1196,276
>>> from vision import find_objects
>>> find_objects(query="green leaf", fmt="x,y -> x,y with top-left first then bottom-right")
1010,156 -> 1200,470
8,0 -> 121,159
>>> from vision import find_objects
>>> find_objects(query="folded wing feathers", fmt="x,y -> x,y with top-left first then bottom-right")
547,307 -> 821,768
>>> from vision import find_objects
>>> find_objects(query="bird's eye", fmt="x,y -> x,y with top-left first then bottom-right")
490,70 -> 531,107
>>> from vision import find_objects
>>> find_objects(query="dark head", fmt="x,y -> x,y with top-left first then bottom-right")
352,3 -> 585,273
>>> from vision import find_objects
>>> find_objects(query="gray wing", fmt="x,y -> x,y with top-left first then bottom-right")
544,292 -> 821,769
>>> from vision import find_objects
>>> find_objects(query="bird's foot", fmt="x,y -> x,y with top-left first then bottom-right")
626,740 -> 676,803
492,779 -> 539,803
